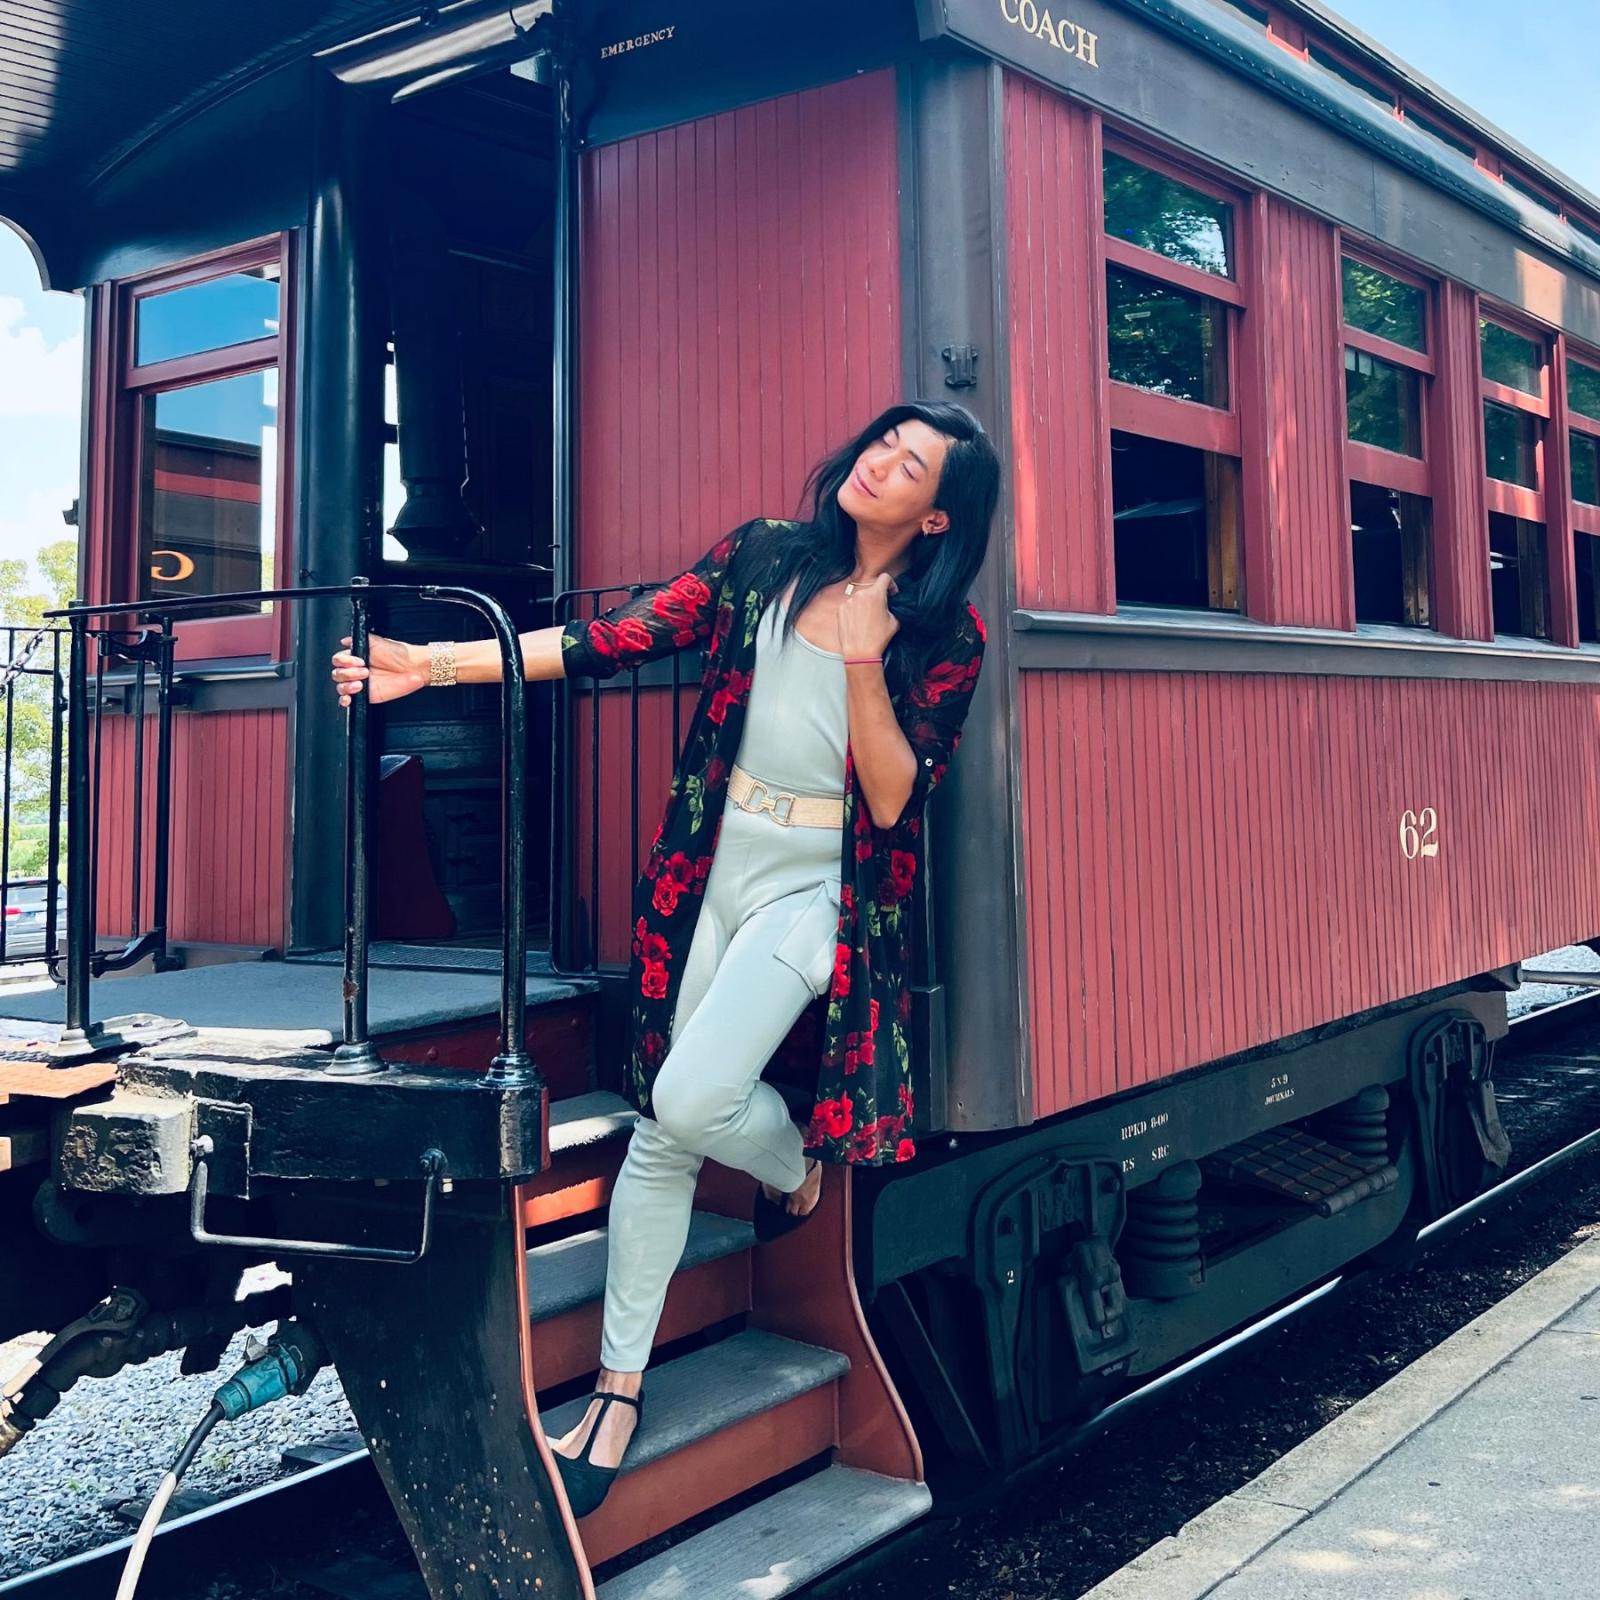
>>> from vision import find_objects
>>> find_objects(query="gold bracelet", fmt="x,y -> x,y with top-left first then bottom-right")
426,640 -> 458,688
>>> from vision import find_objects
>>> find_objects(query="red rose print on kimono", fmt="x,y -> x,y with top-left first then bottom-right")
559,521 -> 986,1166
652,571 -> 713,646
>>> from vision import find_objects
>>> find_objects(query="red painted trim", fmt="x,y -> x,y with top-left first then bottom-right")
124,338 -> 278,392
152,470 -> 262,503
1481,374 -> 1550,419
1344,324 -> 1434,376
1109,381 -> 1240,455
1547,337 -> 1580,645
1346,439 -> 1430,497
1102,235 -> 1245,306
1237,189 -> 1277,623
1484,477 -> 1544,521
1570,410 -> 1600,442
1575,502 -> 1600,536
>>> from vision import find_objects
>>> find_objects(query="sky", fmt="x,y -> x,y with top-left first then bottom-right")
1,1 -> 1598,595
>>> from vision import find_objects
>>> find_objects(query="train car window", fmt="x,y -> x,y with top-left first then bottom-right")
1308,45 -> 1393,108
1345,349 -> 1422,456
1483,400 -> 1539,488
1402,108 -> 1480,163
1106,266 -> 1230,406
1571,433 -> 1600,507
1569,360 -> 1600,423
1488,513 -> 1550,639
1102,151 -> 1232,278
105,238 -> 293,661
1111,432 -> 1241,610
1480,320 -> 1543,396
1350,483 -> 1430,628
135,375 -> 277,622
1340,252 -> 1435,627
1501,170 -> 1564,219
1576,534 -> 1600,644
1342,259 -> 1426,351
135,263 -> 281,367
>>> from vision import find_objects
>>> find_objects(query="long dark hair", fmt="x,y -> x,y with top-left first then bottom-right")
738,401 -> 1000,693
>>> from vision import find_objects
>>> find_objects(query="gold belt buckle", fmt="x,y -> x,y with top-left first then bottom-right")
739,777 -> 796,825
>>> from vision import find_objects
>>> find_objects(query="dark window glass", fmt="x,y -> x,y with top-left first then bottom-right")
1573,431 -> 1600,507
1102,151 -> 1232,277
1488,512 -> 1549,639
138,372 -> 277,621
1479,319 -> 1543,395
1405,109 -> 1478,161
1106,266 -> 1229,406
1576,534 -> 1600,644
1350,481 -> 1431,628
1340,258 -> 1426,351
1309,45 -> 1390,106
1345,348 -> 1422,456
1483,400 -> 1539,488
1110,431 -> 1240,611
135,264 -> 281,366
1502,170 -> 1562,217
1568,360 -> 1600,423
1571,216 -> 1600,252
1216,0 -> 1269,23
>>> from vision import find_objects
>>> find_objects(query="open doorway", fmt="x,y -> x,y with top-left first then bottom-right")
368,69 -> 558,954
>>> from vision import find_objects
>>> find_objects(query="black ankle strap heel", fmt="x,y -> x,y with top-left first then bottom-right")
552,1389 -> 645,1518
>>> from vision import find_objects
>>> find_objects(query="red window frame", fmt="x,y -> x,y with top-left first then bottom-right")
1101,132 -> 1249,461
92,235 -> 297,664
1478,304 -> 1549,526
1563,338 -> 1600,540
1336,239 -> 1436,500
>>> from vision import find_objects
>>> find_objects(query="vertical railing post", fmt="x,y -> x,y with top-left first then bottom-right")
58,607 -> 99,1050
330,578 -> 384,1076
486,599 -> 536,1086
128,644 -> 147,936
150,620 -> 177,968
43,633 -> 65,968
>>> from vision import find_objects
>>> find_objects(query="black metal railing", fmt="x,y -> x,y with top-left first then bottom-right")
40,583 -> 540,1086
548,581 -> 690,974
0,622 -> 70,971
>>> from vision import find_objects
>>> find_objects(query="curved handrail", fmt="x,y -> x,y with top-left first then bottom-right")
43,582 -> 539,1087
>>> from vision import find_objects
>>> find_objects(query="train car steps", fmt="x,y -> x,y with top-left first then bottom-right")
596,1464 -> 932,1599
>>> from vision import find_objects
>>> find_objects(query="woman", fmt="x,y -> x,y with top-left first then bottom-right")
330,399 -> 998,1515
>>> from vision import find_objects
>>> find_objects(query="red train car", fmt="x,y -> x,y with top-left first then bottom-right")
3,0 -> 1599,1594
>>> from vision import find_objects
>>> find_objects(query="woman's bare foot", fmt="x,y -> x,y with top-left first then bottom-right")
761,1155 -> 823,1218
547,1366 -> 642,1471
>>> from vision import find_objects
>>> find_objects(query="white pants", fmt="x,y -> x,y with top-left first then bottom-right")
599,798 -> 842,1372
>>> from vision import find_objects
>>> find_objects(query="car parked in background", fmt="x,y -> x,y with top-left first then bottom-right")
2,878 -> 68,962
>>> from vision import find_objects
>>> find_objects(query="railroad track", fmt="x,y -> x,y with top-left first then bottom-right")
8,989 -> 1600,1600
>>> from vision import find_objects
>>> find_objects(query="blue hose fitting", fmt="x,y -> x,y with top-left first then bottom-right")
211,1321 -> 328,1422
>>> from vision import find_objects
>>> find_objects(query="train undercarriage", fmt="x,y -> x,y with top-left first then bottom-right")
0,949 -> 1515,1596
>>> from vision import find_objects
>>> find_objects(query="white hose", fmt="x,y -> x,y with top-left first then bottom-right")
114,1470 -> 178,1600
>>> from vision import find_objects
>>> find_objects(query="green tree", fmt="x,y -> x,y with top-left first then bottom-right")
2,540 -> 76,879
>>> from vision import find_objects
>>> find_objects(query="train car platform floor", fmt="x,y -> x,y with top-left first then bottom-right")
0,946 -> 593,1045
1084,1233 -> 1600,1600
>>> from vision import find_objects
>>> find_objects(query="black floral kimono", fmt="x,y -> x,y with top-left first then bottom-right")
559,517 -> 986,1166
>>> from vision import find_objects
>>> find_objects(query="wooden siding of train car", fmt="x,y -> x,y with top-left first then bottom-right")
1003,73 -> 1600,1117
570,69 -> 903,965
92,708 -> 289,949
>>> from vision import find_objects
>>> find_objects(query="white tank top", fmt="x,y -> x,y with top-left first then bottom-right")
732,581 -> 848,797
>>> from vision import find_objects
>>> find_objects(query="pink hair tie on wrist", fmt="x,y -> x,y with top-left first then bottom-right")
844,656 -> 883,665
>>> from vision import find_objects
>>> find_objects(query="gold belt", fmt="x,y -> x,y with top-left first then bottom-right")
727,763 -> 845,828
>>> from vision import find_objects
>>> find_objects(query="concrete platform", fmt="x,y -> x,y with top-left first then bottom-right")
0,955 -> 594,1045
1083,1234 -> 1600,1600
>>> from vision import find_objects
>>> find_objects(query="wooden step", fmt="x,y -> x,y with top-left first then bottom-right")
545,1329 -> 849,1563
523,1090 -> 636,1226
595,1464 -> 932,1599
527,1210 -> 755,1388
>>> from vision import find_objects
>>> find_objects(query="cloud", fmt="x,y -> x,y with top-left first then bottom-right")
0,296 -> 82,420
